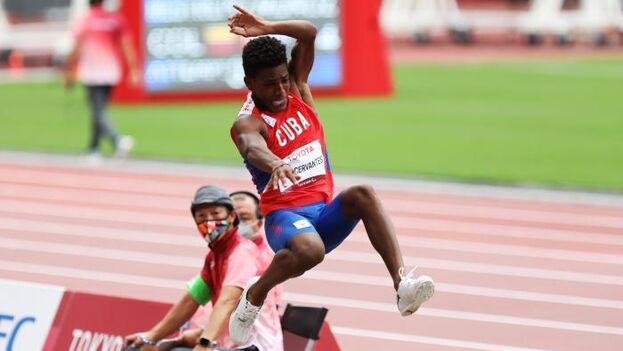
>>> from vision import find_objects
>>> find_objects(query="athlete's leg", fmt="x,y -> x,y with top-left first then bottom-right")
246,205 -> 326,305
246,232 -> 324,306
230,206 -> 326,344
339,184 -> 404,290
338,184 -> 434,316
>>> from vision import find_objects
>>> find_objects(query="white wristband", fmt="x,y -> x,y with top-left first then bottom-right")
139,335 -> 157,346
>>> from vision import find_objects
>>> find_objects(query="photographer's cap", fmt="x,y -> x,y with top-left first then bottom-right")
191,185 -> 234,215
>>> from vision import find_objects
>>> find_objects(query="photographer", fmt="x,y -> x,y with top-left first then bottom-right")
124,186 -> 281,351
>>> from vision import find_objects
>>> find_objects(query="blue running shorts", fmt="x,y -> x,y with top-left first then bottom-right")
264,195 -> 360,254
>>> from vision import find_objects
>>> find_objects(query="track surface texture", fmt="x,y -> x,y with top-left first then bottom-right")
1,151 -> 622,351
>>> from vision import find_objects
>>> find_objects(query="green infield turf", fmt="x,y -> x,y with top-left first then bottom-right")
1,59 -> 621,190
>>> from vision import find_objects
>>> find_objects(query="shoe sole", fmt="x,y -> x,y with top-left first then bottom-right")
401,276 -> 435,316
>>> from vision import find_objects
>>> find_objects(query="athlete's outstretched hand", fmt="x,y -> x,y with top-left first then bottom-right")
228,5 -> 270,37
268,163 -> 301,192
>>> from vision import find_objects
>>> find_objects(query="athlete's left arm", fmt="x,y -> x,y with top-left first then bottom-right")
286,27 -> 317,110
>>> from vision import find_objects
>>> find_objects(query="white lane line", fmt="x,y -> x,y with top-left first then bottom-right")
284,293 -> 623,336
0,184 -> 185,210
0,259 -> 182,289
0,170 -> 234,196
0,218 -> 195,247
330,250 -> 623,286
1,259 -> 621,336
3,151 -> 623,207
3,199 -> 623,247
396,218 -> 623,246
3,181 -> 622,228
348,234 -> 623,265
2,236 -> 623,309
0,237 -> 201,268
4,232 -> 623,288
2,217 -> 622,266
331,326 -> 552,351
2,236 -> 623,287
383,200 -> 623,229
303,270 -> 623,310
0,200 -> 187,227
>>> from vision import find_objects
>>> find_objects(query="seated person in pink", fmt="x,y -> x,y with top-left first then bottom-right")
124,185 -> 283,351
230,190 -> 283,303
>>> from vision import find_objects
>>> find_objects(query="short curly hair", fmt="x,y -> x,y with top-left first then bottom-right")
242,36 -> 287,78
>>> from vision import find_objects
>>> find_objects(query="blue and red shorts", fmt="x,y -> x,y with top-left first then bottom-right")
264,195 -> 359,254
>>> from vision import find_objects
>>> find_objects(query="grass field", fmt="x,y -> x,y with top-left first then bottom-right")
1,59 -> 622,190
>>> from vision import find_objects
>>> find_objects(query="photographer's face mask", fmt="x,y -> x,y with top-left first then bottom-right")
197,218 -> 231,243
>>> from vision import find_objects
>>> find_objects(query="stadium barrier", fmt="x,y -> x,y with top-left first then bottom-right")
44,291 -> 171,351
0,279 -> 65,351
0,279 -> 340,351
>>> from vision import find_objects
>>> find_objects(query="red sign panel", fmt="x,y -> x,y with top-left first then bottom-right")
44,292 -> 172,351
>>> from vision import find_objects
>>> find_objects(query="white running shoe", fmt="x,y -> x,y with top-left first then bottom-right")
397,267 -> 435,316
114,135 -> 134,159
229,276 -> 262,344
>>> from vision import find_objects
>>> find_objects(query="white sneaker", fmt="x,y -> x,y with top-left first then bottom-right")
397,267 -> 435,316
229,276 -> 262,344
114,135 -> 134,159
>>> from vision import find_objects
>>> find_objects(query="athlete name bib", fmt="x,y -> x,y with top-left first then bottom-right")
278,140 -> 326,192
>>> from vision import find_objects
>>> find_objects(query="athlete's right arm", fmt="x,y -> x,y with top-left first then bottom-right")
233,116 -> 300,190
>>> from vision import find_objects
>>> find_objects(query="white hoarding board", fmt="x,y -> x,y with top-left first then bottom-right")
0,279 -> 65,351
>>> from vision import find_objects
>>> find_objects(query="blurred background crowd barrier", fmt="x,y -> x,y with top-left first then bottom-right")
381,0 -> 623,45
1,0 -> 622,79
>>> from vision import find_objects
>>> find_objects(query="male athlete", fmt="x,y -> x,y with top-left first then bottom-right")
227,5 -> 435,344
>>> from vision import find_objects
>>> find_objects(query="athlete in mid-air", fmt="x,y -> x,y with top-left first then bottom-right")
227,5 -> 435,343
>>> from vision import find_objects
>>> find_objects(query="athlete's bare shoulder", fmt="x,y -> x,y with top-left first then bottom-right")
232,113 -> 264,136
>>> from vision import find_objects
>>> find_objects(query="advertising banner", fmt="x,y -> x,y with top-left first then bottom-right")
143,0 -> 342,92
115,0 -> 391,102
45,292 -> 172,351
0,279 -> 65,351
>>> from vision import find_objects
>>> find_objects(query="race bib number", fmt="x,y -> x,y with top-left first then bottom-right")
279,140 -> 326,192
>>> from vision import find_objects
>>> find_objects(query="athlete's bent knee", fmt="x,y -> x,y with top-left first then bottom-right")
342,184 -> 378,212
289,234 -> 325,269
353,184 -> 376,201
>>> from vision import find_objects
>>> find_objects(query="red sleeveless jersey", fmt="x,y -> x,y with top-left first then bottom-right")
231,92 -> 334,215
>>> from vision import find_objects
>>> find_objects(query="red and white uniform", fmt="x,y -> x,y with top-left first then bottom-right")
231,93 -> 334,215
72,6 -> 129,85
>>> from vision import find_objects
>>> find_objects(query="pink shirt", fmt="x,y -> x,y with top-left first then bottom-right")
254,235 -> 283,306
73,6 -> 129,85
195,237 -> 283,351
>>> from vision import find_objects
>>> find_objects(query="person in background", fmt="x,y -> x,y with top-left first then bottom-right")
125,185 -> 282,351
64,0 -> 139,161
230,190 -> 280,284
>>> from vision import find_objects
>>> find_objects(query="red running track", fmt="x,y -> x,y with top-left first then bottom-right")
1,152 -> 622,351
